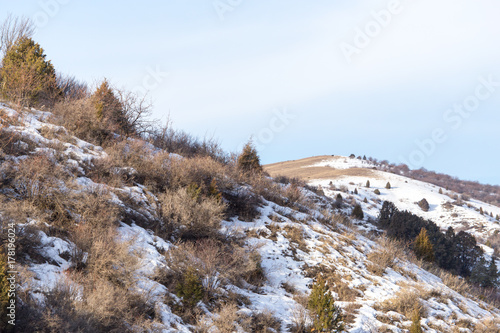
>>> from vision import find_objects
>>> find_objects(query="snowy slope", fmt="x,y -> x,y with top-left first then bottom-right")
2,104 -> 500,332
307,156 -> 500,250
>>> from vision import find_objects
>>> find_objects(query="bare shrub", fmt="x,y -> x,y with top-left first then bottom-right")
250,175 -> 311,212
375,289 -> 423,319
56,73 -> 88,100
196,303 -> 238,333
239,310 -> 282,333
8,154 -> 76,226
366,250 -> 395,276
222,187 -> 262,222
332,278 -> 362,302
51,98 -> 114,146
19,258 -> 153,333
148,120 -> 227,163
159,239 -> 265,296
289,303 -> 313,333
114,88 -> 154,136
158,187 -> 225,240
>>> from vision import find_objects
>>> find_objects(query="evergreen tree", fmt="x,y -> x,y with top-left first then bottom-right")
470,257 -> 489,288
365,180 -> 370,188
487,257 -> 499,288
414,228 -> 435,262
308,278 -> 343,332
454,231 -> 483,277
335,193 -> 343,208
374,189 -> 381,195
351,204 -> 364,219
438,188 -> 443,194
91,79 -> 130,134
175,268 -> 204,309
0,36 -> 58,107
385,182 -> 391,189
237,141 -> 262,174
354,188 -> 358,195
480,207 -> 484,215
363,197 -> 368,203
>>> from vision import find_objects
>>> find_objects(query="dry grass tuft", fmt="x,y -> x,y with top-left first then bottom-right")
374,289 -> 424,319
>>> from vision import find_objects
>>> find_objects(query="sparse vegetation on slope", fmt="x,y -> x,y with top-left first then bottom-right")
1,16 -> 499,332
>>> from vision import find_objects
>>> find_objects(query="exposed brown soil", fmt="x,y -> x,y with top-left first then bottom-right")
264,155 -> 378,180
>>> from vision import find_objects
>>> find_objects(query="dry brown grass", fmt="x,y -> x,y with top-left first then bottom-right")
283,225 -> 308,252
51,98 -> 115,146
158,238 -> 265,298
264,156 -> 377,181
472,319 -> 500,333
374,289 -> 424,319
17,230 -> 154,332
366,237 -> 407,276
331,277 -> 362,302
158,187 -> 225,240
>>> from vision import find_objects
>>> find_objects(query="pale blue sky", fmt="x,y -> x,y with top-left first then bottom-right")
1,0 -> 500,184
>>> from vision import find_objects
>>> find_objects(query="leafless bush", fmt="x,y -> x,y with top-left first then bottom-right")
366,237 -> 406,276
374,289 -> 423,319
196,303 -> 238,333
115,88 -> 154,136
239,310 -> 282,333
159,239 -> 265,294
56,73 -> 89,100
332,278 -> 362,302
8,153 -> 75,226
148,120 -> 227,163
18,233 -> 154,332
223,186 -> 261,222
51,98 -> 114,146
159,187 -> 225,240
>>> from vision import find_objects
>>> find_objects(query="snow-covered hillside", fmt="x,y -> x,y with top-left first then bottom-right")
2,105 -> 500,332
306,156 -> 500,254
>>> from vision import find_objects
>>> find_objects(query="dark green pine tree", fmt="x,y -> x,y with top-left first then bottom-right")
351,204 -> 364,219
470,257 -> 489,287
487,257 -> 499,288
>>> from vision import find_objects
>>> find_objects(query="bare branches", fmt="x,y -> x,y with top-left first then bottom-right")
114,88 -> 154,136
0,14 -> 35,57
57,73 -> 89,100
